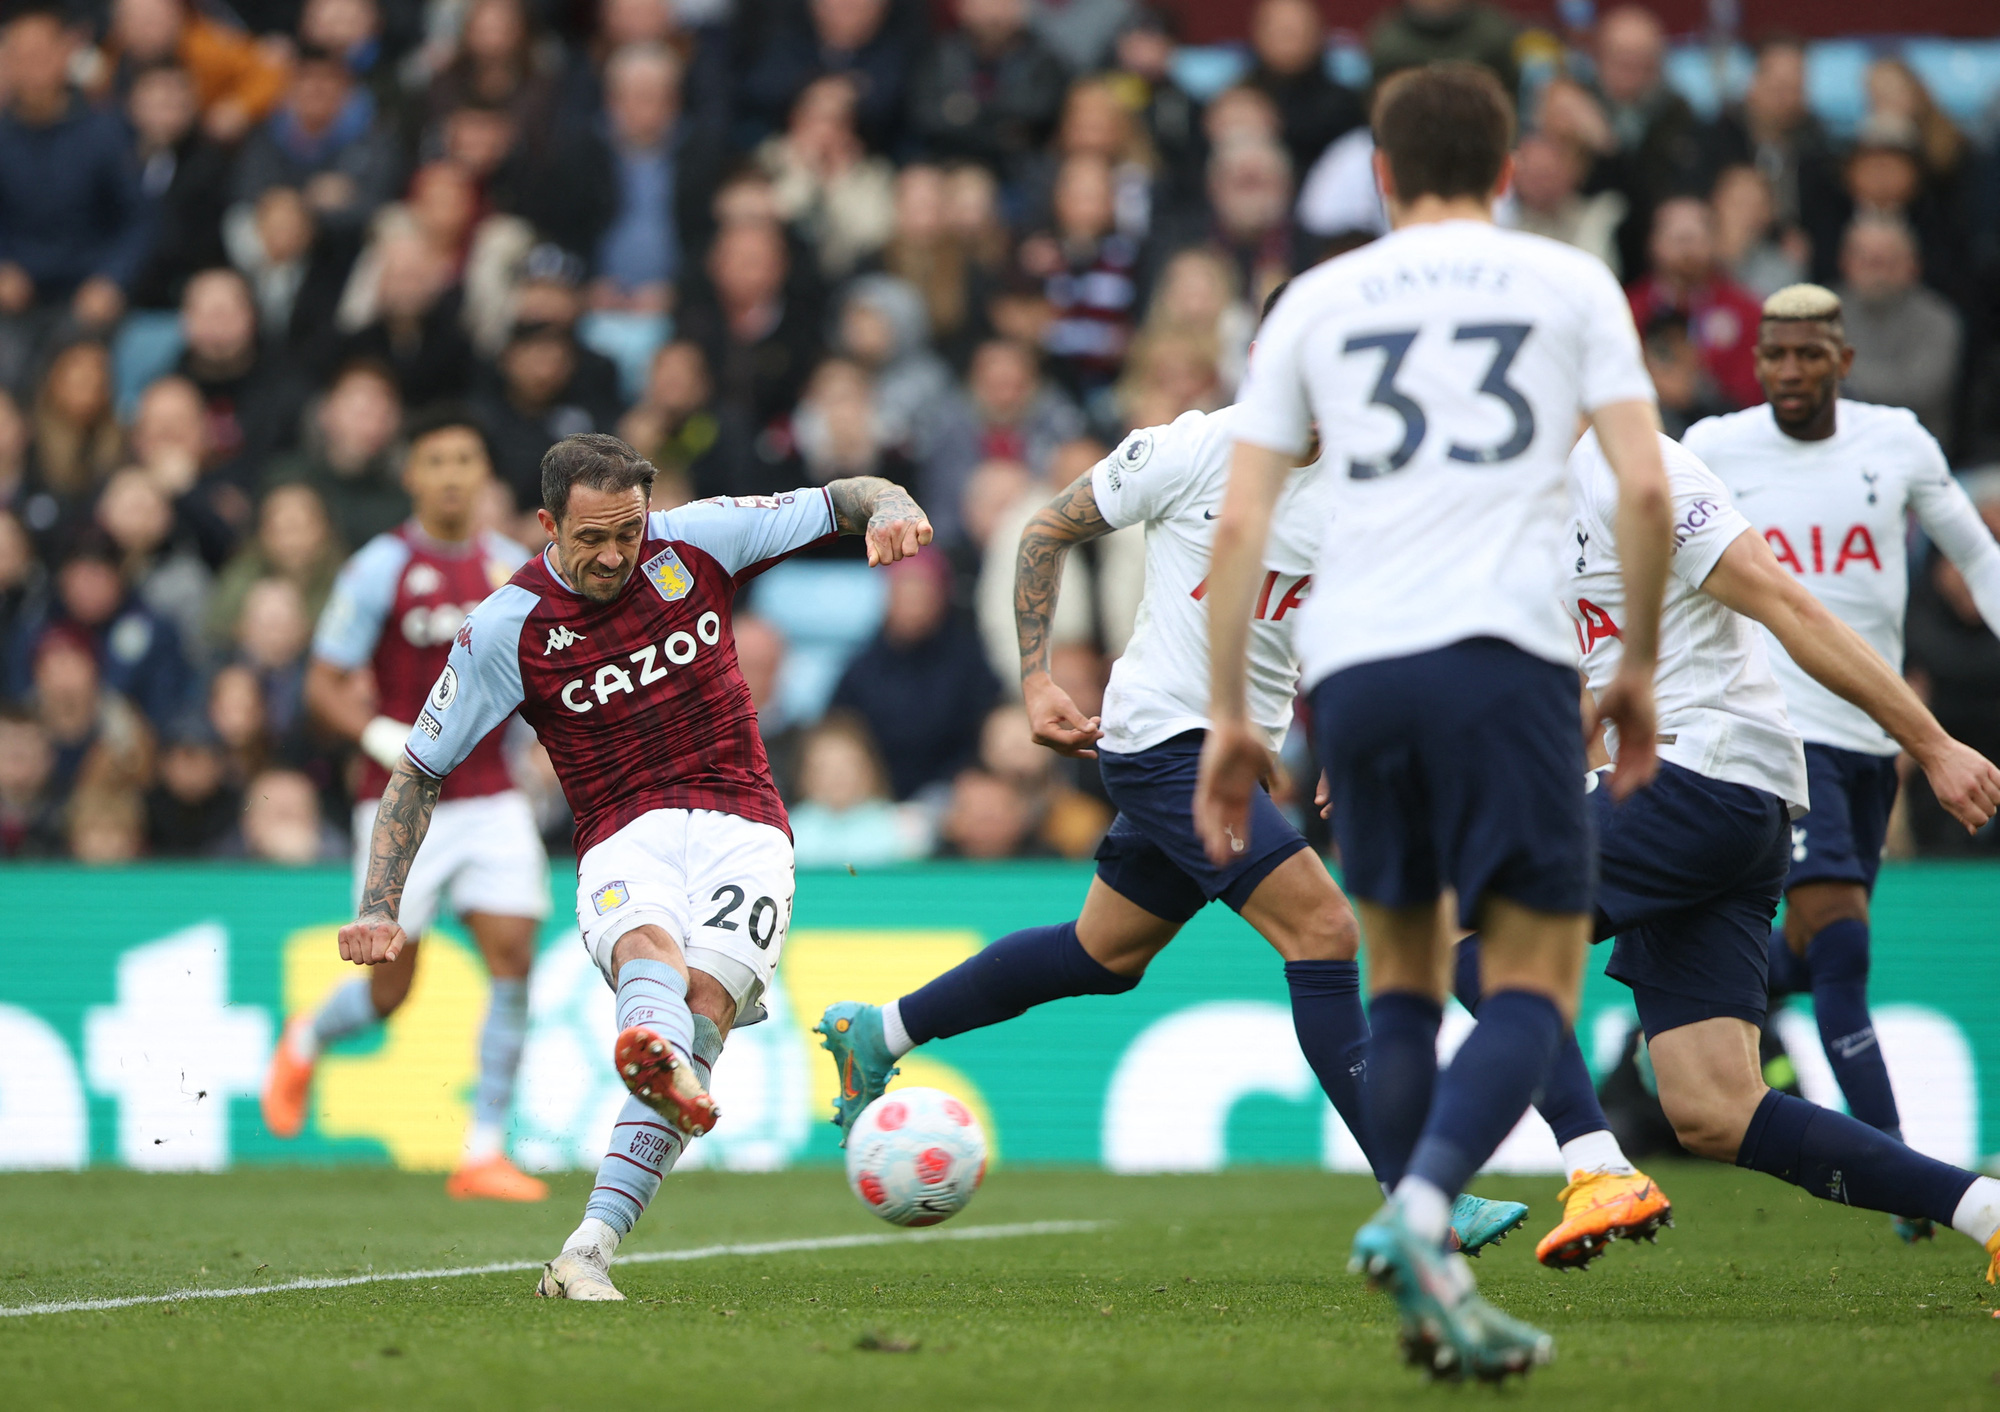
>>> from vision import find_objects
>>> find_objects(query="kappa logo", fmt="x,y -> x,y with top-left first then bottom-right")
641,546 -> 694,602
545,624 -> 587,655
592,881 -> 630,914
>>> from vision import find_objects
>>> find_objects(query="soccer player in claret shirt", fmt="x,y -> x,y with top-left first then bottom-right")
1197,63 -> 1675,1378
1455,425 -> 2000,1285
1684,285 -> 2000,1242
818,282 -> 1540,1259
334,433 -> 932,1301
262,405 -> 552,1202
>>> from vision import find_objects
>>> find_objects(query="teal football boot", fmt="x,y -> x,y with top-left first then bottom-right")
1350,1202 -> 1554,1383
814,1001 -> 900,1143
1892,1214 -> 1936,1244
1447,1194 -> 1530,1257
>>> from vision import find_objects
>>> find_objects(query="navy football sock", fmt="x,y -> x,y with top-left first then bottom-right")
897,921 -> 1139,1046
1362,991 -> 1442,1189
1452,937 -> 1608,1147
1405,989 -> 1565,1200
1766,928 -> 1806,996
1804,919 -> 1902,1138
1284,960 -> 1377,1180
1737,1089 -> 1972,1222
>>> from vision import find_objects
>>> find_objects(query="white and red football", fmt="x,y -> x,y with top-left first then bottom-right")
844,1087 -> 988,1227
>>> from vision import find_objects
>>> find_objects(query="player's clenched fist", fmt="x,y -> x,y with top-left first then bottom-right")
1920,740 -> 2000,833
338,913 -> 408,966
864,509 -> 933,567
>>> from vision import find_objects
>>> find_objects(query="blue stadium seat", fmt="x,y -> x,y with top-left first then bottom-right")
1169,45 -> 1251,103
577,311 -> 670,404
745,559 -> 888,727
1903,39 -> 2000,127
111,311 -> 185,418
1804,39 -> 1874,137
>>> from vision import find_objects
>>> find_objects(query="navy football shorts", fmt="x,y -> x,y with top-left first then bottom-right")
1309,636 -> 1592,929
1595,760 -> 1792,1039
1784,742 -> 1900,894
1093,730 -> 1309,924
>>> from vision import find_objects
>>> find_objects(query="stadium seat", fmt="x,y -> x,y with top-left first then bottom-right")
1903,39 -> 2000,127
1169,44 -> 1251,103
745,559 -> 888,727
577,311 -> 670,404
1804,39 -> 1873,136
111,311 -> 185,418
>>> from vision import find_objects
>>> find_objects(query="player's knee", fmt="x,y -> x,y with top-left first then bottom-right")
1663,1102 -> 1742,1162
1281,898 -> 1359,963
1803,921 -> 1869,986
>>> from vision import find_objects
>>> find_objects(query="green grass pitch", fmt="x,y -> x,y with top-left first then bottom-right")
3,1163 -> 1997,1410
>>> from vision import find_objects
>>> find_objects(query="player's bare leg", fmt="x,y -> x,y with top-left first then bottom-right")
446,912 -> 547,1201
541,971 -> 738,1300
606,925 -> 719,1136
1648,1016 -> 2000,1278
261,941 -> 420,1138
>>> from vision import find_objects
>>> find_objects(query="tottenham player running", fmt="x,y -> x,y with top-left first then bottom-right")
1463,426 -> 2000,1281
816,322 -> 1527,1253
1196,64 -> 1673,1379
261,407 -> 550,1201
1684,285 -> 2000,1241
333,434 -> 931,1301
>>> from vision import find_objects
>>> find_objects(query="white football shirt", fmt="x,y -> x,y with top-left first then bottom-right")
1683,399 -> 2000,756
1234,220 -> 1655,688
1091,405 -> 1327,754
1568,430 -> 1808,813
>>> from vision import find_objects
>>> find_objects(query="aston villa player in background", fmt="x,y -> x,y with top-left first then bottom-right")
334,433 -> 933,1300
263,406 -> 550,1203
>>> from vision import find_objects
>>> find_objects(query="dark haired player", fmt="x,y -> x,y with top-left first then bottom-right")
264,407 -> 550,1202
333,433 -> 931,1300
817,282 -> 1537,1257
1684,285 -> 2000,1242
1198,62 -> 1673,1378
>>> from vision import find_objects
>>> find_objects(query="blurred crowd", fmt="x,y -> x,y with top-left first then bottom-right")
3,0 -> 2000,866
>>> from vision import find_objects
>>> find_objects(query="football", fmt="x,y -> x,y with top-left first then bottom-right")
844,1087 -> 988,1227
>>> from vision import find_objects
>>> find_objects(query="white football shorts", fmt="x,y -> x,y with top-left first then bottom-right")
352,789 -> 552,938
573,807 -> 796,1017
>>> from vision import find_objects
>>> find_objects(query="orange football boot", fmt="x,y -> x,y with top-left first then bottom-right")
1535,1169 -> 1673,1270
446,1155 -> 549,1202
260,1019 -> 316,1139
615,1026 -> 719,1136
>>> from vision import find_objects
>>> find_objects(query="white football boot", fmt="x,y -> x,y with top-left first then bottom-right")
537,1242 -> 624,1301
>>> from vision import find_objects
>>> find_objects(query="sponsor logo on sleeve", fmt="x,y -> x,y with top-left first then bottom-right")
592,881 -> 630,914
428,664 -> 458,711
416,710 -> 442,740
641,546 -> 694,602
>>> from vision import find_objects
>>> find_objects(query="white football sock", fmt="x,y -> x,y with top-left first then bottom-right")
1393,1176 -> 1452,1245
879,999 -> 915,1059
563,1217 -> 622,1258
1951,1176 -> 2000,1246
1560,1130 -> 1637,1179
462,1121 -> 506,1162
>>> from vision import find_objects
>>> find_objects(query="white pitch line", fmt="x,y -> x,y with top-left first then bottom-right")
0,1219 -> 1108,1320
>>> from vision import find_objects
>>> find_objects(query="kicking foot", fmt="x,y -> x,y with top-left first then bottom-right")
1446,1194 -> 1529,1257
1350,1202 -> 1554,1383
260,1019 -> 316,1139
814,1001 -> 900,1144
1536,1169 -> 1673,1270
446,1154 -> 549,1202
537,1246 -> 623,1301
1891,1215 -> 1935,1245
615,1026 -> 719,1136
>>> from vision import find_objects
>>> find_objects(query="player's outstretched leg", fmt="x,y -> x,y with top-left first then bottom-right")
1454,938 -> 1671,1268
448,973 -> 547,1201
613,955 -> 716,1136
816,917 -> 1141,1141
540,1017 -> 722,1300
262,964 -> 409,1138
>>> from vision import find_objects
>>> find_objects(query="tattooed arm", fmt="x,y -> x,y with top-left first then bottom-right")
1015,470 -> 1113,757
335,759 -> 443,966
827,475 -> 934,566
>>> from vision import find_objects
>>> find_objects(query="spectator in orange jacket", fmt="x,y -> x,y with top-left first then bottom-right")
101,0 -> 290,144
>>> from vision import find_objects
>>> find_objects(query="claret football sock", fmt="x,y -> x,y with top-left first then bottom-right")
1736,1088 -> 1974,1226
1405,989 -> 1565,1203
1454,936 -> 1612,1149
615,958 -> 694,1065
1802,919 -> 1903,1137
1284,960 -> 1375,1178
466,977 -> 529,1160
302,978 -> 382,1060
896,921 -> 1138,1047
1362,991 -> 1442,1188
583,1017 -> 723,1236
